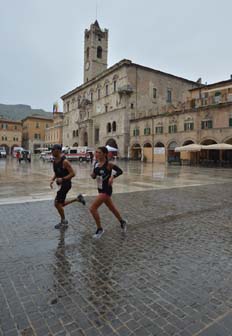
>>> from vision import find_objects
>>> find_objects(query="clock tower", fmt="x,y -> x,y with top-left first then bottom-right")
84,20 -> 108,83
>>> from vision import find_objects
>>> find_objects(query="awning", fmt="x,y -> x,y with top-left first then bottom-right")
202,143 -> 232,150
175,144 -> 202,152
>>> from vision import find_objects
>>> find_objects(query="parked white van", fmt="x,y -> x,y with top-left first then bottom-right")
0,146 -> 7,158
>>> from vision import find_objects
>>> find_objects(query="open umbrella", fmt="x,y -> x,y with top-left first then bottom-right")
106,145 -> 118,152
175,144 -> 202,152
201,143 -> 232,150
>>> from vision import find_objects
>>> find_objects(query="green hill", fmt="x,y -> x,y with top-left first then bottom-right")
0,104 -> 52,121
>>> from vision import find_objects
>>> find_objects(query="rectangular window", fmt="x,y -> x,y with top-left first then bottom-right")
113,80 -> 117,93
67,102 -> 70,112
95,128 -> 100,143
133,128 -> 140,136
34,133 -> 41,139
1,123 -> 8,129
229,118 -> 232,127
167,89 -> 172,103
184,122 -> 194,131
201,120 -> 213,129
14,125 -> 17,130
144,127 -> 151,135
105,105 -> 108,113
169,125 -> 177,133
155,126 -> 163,134
36,122 -> 40,128
153,88 -> 157,99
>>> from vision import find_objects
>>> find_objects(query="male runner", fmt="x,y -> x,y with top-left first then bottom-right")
50,144 -> 85,229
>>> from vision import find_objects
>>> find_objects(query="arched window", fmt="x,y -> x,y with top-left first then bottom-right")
76,130 -> 79,137
73,130 -> 76,138
97,46 -> 102,59
112,121 -> 116,132
107,123 -> 111,133
86,47 -> 89,59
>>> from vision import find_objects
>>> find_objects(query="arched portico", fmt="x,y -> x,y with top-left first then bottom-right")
200,139 -> 219,163
223,137 -> 232,163
106,139 -> 118,149
143,142 -> 152,162
130,143 -> 141,160
154,142 -> 165,163
180,140 -> 197,164
167,141 -> 180,164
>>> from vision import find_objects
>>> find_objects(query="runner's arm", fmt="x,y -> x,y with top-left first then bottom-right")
50,174 -> 56,188
111,164 -> 123,178
108,164 -> 123,186
62,160 -> 75,181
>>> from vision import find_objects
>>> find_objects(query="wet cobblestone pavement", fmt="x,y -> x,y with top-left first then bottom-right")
1,183 -> 232,335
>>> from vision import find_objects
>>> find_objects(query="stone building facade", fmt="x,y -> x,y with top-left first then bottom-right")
0,118 -> 22,154
61,21 -> 198,158
45,112 -> 64,148
22,115 -> 53,153
130,78 -> 232,162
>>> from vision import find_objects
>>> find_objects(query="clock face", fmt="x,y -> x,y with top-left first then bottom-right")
85,61 -> 90,70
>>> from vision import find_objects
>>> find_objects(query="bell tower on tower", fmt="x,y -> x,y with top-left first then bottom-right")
84,20 -> 108,83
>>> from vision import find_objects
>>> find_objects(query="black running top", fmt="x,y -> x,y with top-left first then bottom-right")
92,161 -> 123,196
53,156 -> 69,179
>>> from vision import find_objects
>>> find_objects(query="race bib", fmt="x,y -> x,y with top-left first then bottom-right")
97,176 -> 103,189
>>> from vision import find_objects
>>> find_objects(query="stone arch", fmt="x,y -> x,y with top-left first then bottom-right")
200,138 -> 217,145
130,143 -> 141,160
200,138 -> 218,162
223,137 -> 232,144
143,142 -> 152,148
106,138 -> 118,148
167,141 -> 180,164
182,139 -> 195,146
155,142 -> 165,147
143,142 -> 152,162
222,137 -> 232,162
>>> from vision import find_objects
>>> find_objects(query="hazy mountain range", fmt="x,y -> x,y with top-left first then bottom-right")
0,104 -> 52,121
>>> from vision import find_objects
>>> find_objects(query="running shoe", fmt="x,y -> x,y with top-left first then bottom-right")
54,219 -> 68,229
120,219 -> 127,233
77,193 -> 86,205
93,228 -> 104,239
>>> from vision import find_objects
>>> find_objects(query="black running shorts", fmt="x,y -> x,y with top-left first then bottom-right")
55,181 -> 71,204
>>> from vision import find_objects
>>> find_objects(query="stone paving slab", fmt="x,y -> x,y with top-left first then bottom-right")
1,183 -> 232,335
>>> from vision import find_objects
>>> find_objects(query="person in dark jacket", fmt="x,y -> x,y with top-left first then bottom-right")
50,144 -> 85,229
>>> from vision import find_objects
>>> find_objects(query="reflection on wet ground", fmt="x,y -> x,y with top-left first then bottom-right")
1,183 -> 232,335
1,156 -> 232,204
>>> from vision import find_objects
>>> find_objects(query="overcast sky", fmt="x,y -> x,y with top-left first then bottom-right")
0,0 -> 231,111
